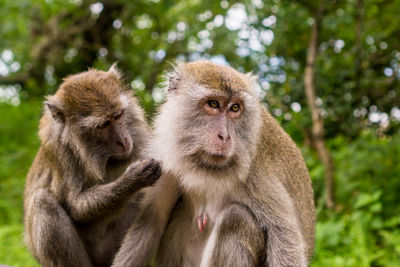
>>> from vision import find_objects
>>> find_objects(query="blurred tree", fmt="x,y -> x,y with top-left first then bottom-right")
251,0 -> 400,139
1,0 -> 399,136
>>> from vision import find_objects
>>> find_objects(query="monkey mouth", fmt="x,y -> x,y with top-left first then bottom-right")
109,147 -> 134,161
190,150 -> 234,171
110,153 -> 129,160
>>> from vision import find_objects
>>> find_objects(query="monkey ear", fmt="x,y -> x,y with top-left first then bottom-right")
45,100 -> 65,123
166,61 -> 184,93
245,72 -> 259,83
245,72 -> 262,98
108,62 -> 122,80
167,73 -> 181,93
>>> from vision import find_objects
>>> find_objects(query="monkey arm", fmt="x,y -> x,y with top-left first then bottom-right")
66,159 -> 161,223
200,203 -> 264,267
25,189 -> 93,267
111,173 -> 180,267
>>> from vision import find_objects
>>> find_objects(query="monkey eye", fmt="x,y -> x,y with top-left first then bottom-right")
230,104 -> 240,112
114,110 -> 123,120
97,120 -> 111,129
207,100 -> 219,109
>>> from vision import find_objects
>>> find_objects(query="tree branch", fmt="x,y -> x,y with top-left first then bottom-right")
303,1 -> 336,209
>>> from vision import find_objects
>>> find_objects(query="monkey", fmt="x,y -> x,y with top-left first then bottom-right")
112,60 -> 315,267
24,65 -> 162,267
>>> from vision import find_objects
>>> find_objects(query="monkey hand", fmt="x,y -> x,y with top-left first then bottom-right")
122,158 -> 162,190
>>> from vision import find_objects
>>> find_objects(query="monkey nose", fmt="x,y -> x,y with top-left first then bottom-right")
217,133 -> 231,143
116,141 -> 124,148
116,140 -> 126,152
116,137 -> 130,152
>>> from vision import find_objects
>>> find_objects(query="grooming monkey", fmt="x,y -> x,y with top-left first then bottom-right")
24,65 -> 162,267
113,60 -> 315,267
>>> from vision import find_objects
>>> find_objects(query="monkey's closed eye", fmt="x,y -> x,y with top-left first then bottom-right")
114,110 -> 124,120
230,104 -> 240,112
97,120 -> 111,129
207,100 -> 219,109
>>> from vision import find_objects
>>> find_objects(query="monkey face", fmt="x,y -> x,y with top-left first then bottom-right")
163,81 -> 259,175
193,96 -> 243,166
93,109 -> 133,159
189,93 -> 257,171
62,105 -> 136,164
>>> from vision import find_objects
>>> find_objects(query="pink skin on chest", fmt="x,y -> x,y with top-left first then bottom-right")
197,214 -> 208,232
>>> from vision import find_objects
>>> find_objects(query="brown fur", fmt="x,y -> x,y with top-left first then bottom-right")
183,61 -> 251,93
24,66 -> 161,267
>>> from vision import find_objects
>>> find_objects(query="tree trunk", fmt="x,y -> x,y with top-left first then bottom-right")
304,6 -> 335,209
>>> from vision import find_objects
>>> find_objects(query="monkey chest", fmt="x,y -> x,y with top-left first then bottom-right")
157,197 -> 223,266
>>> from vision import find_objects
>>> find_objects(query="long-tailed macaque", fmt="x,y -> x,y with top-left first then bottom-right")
113,60 -> 315,267
24,65 -> 161,267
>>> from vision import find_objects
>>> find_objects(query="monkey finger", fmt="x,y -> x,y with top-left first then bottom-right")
125,158 -> 153,176
140,160 -> 162,184
140,158 -> 157,174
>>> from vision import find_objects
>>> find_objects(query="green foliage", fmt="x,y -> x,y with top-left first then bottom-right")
0,100 -> 41,266
311,132 -> 400,266
0,224 -> 39,267
253,0 -> 400,138
0,100 -> 41,224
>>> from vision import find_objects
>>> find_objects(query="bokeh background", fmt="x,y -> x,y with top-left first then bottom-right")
1,0 -> 399,266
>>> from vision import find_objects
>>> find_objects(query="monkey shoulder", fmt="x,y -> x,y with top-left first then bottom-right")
25,150 -> 57,194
